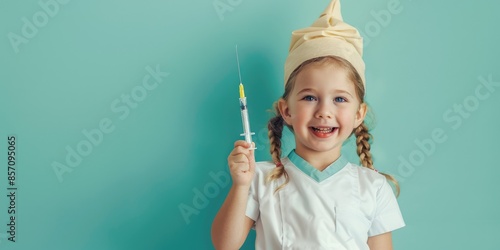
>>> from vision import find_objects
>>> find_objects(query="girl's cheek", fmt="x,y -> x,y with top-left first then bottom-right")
337,109 -> 357,120
339,104 -> 358,113
294,105 -> 308,114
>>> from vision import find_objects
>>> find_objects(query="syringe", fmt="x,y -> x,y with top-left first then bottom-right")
236,46 -> 256,149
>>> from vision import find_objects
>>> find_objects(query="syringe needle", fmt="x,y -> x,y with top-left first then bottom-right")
236,45 -> 242,84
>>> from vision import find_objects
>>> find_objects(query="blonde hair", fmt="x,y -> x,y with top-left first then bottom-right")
266,56 -> 400,196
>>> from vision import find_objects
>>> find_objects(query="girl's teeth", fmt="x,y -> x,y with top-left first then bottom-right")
313,127 -> 334,133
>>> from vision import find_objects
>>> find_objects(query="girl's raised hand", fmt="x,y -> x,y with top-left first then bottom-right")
227,140 -> 256,188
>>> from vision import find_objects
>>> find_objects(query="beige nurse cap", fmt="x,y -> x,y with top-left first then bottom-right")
284,0 -> 365,87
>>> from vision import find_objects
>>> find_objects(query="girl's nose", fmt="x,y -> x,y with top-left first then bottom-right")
315,101 -> 333,119
316,111 -> 332,119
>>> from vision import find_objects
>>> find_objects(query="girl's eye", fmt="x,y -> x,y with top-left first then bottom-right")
334,97 -> 347,103
303,95 -> 317,101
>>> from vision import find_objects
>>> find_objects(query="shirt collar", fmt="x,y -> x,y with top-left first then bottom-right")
287,149 -> 348,183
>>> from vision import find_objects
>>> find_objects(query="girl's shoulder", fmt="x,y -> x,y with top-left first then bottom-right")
253,158 -> 290,183
254,157 -> 293,176
345,162 -> 388,189
255,160 -> 277,169
250,160 -> 283,194
253,160 -> 278,177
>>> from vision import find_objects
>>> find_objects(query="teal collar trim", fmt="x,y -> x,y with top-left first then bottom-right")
287,149 -> 348,182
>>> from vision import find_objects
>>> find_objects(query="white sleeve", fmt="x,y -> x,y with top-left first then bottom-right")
245,166 -> 260,228
368,179 -> 405,236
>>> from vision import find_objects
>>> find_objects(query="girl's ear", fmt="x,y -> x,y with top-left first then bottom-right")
278,98 -> 292,125
355,103 -> 367,127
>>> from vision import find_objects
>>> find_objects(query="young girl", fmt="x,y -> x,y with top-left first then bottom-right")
212,1 -> 405,249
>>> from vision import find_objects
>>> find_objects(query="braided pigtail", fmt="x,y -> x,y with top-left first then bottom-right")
265,103 -> 290,193
354,122 -> 374,169
354,122 -> 400,197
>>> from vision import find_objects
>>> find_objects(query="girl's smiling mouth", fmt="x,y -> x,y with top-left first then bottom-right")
310,126 -> 338,138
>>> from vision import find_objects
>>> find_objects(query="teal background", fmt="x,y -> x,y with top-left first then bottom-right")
1,0 -> 499,249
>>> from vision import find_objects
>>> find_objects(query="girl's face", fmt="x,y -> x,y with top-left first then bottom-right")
279,63 -> 366,159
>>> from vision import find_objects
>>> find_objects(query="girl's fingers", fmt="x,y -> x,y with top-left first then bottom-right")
234,140 -> 251,149
230,154 -> 248,164
230,142 -> 253,160
230,143 -> 252,155
228,140 -> 255,174
231,163 -> 251,173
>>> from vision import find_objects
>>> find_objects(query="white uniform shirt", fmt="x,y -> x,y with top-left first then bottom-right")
245,150 -> 405,250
